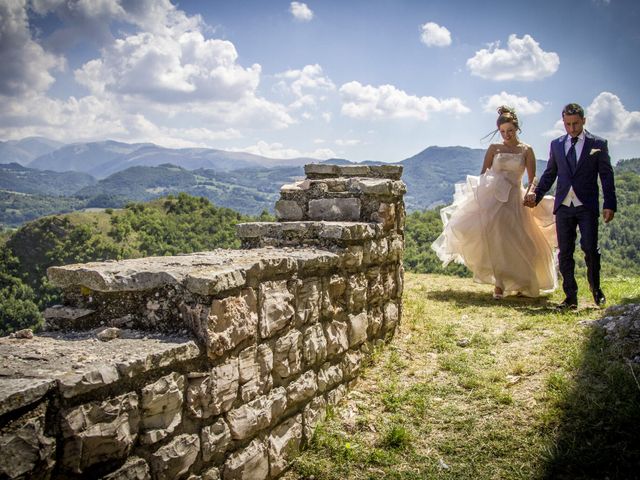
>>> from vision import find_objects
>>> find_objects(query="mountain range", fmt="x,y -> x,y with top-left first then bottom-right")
2,137 -> 316,178
1,137 -> 530,225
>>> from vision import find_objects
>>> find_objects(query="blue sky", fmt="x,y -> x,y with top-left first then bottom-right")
1,0 -> 639,163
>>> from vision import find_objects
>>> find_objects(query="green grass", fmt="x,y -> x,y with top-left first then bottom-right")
284,273 -> 640,480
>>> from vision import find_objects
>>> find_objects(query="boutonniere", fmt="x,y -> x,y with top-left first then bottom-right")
590,148 -> 601,155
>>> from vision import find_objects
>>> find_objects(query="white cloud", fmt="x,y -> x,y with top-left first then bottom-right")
0,0 -> 65,96
278,64 -> 335,98
339,81 -> 470,121
482,92 -> 544,115
1,0 -> 296,146
290,2 -> 314,22
75,30 -> 262,104
586,92 -> 640,141
467,34 -> 559,81
275,64 -> 336,114
236,140 -> 334,159
420,22 -> 451,47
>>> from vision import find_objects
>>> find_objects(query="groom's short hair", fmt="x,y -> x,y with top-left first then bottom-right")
562,103 -> 585,118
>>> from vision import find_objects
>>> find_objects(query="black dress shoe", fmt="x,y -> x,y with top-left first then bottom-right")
556,298 -> 578,310
593,289 -> 606,306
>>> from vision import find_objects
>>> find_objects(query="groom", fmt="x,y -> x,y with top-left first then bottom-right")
525,103 -> 617,309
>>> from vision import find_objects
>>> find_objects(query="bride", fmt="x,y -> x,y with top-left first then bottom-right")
431,106 -> 557,299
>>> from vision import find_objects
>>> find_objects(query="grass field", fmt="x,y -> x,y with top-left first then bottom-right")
285,273 -> 640,479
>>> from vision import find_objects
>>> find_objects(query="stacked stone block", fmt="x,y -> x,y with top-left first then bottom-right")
0,164 -> 405,479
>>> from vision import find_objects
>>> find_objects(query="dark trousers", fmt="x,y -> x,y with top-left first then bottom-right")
555,205 -> 601,300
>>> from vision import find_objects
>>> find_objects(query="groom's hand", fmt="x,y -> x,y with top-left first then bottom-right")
603,209 -> 615,223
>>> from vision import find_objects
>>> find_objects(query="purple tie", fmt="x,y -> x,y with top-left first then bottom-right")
567,136 -> 578,170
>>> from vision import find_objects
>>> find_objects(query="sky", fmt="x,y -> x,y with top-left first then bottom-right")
1,0 -> 640,163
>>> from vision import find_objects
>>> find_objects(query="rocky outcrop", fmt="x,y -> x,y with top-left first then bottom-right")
0,164 -> 405,479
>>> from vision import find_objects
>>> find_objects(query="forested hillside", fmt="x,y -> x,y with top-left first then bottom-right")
0,193 -> 268,335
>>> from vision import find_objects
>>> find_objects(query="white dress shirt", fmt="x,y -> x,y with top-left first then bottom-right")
561,131 -> 585,207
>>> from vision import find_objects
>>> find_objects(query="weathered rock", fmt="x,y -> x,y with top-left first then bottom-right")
97,327 -> 121,341
286,370 -> 318,407
0,408 -> 56,479
275,199 -> 304,221
184,288 -> 258,359
372,202 -> 396,230
140,372 -> 185,444
149,433 -> 199,480
294,278 -> 321,327
226,387 -> 287,440
346,273 -> 367,312
383,301 -> 400,334
322,274 -> 346,318
223,438 -> 268,480
302,323 -> 327,367
303,396 -> 327,443
201,466 -> 221,480
0,378 -> 55,417
341,350 -> 364,380
102,457 -> 151,480
308,198 -> 361,221
273,329 -> 303,379
238,344 -> 273,402
61,392 -> 139,473
259,280 -> 294,338
368,306 -> 384,337
187,358 -> 239,419
11,328 -> 34,339
201,418 -> 231,463
323,320 -> 349,358
268,414 -> 303,477
326,384 -> 347,406
347,312 -> 369,347
185,267 -> 247,296
316,362 -> 343,392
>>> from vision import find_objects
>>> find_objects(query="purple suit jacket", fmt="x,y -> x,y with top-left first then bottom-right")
535,130 -> 617,214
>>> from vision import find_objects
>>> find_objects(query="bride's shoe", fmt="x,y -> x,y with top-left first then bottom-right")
493,287 -> 504,300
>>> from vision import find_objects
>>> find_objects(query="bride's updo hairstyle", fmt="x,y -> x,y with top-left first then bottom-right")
483,105 -> 520,141
496,105 -> 521,132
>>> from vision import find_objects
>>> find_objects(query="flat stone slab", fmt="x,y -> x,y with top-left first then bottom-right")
304,164 -> 403,180
0,330 -> 201,405
48,248 -> 339,295
236,221 -> 384,242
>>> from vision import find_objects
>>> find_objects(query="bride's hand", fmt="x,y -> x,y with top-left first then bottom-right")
523,192 -> 536,207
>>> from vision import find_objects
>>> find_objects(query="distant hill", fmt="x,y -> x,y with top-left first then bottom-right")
400,146 -> 485,210
28,140 -> 153,177
616,157 -> 640,175
74,163 -> 304,214
0,137 -> 63,165
24,139 -> 315,178
0,162 -> 96,195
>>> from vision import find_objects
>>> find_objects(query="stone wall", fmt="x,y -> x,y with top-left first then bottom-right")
0,164 -> 405,480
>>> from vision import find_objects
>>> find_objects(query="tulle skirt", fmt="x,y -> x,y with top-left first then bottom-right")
431,171 -> 557,297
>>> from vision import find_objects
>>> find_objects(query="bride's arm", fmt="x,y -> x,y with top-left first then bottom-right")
523,145 -> 538,207
481,144 -> 497,174
525,145 -> 536,185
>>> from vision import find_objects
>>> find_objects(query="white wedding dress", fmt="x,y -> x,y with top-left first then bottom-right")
431,151 -> 557,297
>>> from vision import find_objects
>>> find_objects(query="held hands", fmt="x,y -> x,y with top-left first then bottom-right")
523,191 -> 536,208
603,209 -> 615,223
